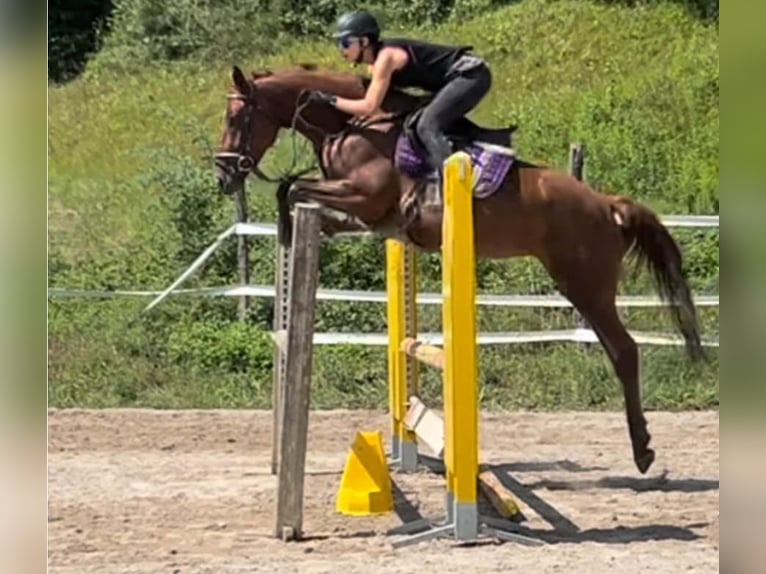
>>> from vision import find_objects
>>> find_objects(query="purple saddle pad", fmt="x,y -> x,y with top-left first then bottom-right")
394,134 -> 514,198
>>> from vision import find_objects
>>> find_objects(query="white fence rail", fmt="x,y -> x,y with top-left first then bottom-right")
233,215 -> 719,237
47,284 -> 720,308
48,214 -> 719,348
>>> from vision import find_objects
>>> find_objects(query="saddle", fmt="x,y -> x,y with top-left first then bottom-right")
395,107 -> 518,200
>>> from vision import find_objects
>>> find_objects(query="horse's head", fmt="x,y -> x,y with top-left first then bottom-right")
214,65 -> 284,195
213,63 -> 420,195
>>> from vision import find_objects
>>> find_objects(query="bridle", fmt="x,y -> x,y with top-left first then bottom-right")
213,92 -> 280,183
214,90 -> 321,185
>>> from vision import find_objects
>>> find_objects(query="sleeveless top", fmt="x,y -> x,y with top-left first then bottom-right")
380,38 -> 475,92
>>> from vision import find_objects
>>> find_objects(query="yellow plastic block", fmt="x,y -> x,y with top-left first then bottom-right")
336,431 -> 393,516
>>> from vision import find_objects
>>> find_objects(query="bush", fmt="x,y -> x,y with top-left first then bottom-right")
96,0 -> 283,70
167,320 -> 273,374
51,0 -> 717,83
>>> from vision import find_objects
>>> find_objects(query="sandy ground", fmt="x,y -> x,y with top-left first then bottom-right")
48,409 -> 718,573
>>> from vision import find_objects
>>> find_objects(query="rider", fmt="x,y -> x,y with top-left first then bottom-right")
309,10 -> 493,174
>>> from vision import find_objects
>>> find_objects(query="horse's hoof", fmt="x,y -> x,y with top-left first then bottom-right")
636,448 -> 655,474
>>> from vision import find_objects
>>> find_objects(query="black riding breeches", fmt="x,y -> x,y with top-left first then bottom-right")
415,59 -> 492,171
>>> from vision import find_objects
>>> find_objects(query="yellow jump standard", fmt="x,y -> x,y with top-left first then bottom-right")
387,152 -> 544,548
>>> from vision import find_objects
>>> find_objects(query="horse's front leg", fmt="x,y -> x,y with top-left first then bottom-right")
278,178 -> 371,244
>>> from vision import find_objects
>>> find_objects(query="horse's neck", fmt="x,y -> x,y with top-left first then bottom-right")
298,71 -> 365,98
265,71 -> 412,150
270,74 -> 363,142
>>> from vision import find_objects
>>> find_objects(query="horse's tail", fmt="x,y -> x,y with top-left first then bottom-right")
610,196 -> 706,362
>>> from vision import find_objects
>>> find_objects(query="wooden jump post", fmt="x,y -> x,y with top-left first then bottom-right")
387,152 -> 544,547
271,203 -> 322,541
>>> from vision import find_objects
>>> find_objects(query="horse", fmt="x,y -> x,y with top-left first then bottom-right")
213,63 -> 705,475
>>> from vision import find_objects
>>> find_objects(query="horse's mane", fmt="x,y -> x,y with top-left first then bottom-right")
249,62 -> 319,79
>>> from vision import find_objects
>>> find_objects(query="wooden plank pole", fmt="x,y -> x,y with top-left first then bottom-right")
274,203 -> 322,541
403,396 -> 444,458
478,464 -> 523,520
400,337 -> 445,370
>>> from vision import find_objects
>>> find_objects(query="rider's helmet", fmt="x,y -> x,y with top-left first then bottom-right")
332,11 -> 381,41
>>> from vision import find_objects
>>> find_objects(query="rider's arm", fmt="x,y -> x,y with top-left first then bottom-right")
334,50 -> 397,116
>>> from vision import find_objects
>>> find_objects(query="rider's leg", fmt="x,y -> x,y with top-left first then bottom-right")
415,62 -> 492,172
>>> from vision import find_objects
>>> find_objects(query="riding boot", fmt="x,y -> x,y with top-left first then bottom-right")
418,125 -> 453,176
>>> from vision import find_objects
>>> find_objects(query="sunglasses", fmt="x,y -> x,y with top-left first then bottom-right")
338,36 -> 360,49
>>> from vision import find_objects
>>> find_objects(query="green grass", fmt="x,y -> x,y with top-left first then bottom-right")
48,0 -> 718,411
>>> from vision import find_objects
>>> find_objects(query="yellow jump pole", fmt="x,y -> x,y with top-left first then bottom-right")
386,239 -> 419,471
441,151 -> 479,538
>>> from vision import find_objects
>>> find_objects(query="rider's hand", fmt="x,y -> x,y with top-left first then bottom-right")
307,90 -> 337,105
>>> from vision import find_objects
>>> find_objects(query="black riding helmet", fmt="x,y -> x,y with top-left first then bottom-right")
332,11 -> 381,39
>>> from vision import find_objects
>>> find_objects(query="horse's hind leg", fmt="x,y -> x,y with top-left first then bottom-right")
545,257 -> 654,474
581,300 -> 654,474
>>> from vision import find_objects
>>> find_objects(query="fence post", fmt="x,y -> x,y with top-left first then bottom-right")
568,142 -> 586,181
568,143 -> 589,330
274,203 -> 322,541
234,186 -> 251,321
270,219 -> 291,475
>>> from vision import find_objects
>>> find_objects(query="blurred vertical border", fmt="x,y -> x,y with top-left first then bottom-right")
1,0 -> 48,573
712,0 -> 761,571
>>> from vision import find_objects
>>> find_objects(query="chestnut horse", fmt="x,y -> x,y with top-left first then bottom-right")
214,64 -> 704,474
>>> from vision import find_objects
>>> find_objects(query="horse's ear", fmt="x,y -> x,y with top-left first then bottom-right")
232,65 -> 251,95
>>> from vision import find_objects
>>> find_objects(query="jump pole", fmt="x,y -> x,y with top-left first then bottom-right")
388,152 -> 544,547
